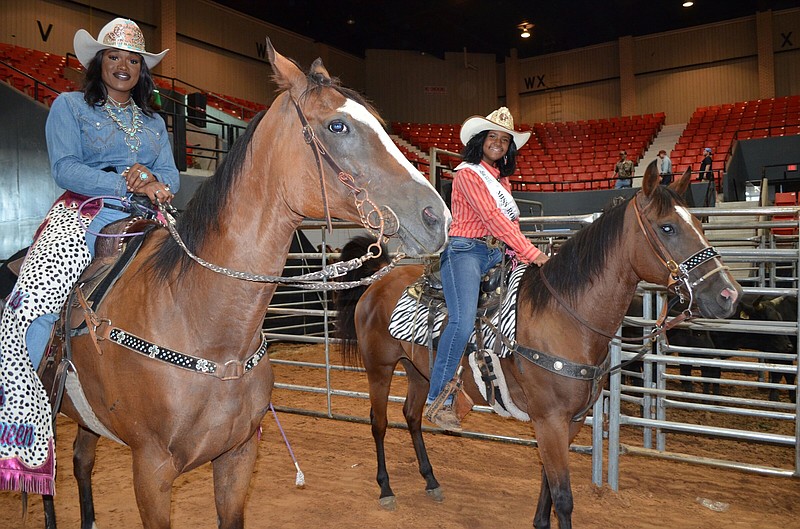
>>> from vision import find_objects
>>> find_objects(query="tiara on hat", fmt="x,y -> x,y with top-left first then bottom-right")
102,20 -> 147,53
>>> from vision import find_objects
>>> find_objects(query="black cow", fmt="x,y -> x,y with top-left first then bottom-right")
626,294 -> 796,402
684,295 -> 797,401
669,327 -> 717,393
746,295 -> 796,402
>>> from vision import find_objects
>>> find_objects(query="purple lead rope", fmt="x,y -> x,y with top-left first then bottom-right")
269,403 -> 305,487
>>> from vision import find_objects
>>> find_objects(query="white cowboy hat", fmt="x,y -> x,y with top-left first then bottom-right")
459,107 -> 531,149
73,18 -> 168,70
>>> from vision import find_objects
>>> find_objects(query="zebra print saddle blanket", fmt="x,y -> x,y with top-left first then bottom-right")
388,264 -> 531,421
388,264 -> 526,356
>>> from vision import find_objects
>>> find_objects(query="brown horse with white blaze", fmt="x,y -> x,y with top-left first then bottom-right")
44,41 -> 449,529
335,162 -> 741,528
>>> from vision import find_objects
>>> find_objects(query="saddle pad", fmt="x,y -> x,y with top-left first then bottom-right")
388,264 -> 527,358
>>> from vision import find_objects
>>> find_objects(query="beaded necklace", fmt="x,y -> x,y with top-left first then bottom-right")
103,96 -> 144,153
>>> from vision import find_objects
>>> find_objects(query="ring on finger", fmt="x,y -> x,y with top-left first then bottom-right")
155,189 -> 161,195
139,172 -> 148,181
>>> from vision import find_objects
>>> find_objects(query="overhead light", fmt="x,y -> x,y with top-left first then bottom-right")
682,1 -> 694,7
518,22 -> 534,39
346,16 -> 356,25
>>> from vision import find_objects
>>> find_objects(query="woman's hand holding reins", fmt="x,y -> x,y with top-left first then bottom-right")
138,180 -> 173,204
123,163 -> 155,192
532,252 -> 549,267
123,163 -> 174,204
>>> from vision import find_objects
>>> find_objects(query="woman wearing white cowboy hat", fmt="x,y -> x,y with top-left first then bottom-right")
424,107 -> 549,431
1,17 -> 181,496
5,16 -> 181,372
60,17 -> 178,210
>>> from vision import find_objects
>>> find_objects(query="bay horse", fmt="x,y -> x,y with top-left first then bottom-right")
334,162 -> 742,528
42,41 -> 449,529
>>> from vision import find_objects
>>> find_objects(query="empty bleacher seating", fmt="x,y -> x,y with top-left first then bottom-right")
0,42 -> 75,105
1,42 -> 268,123
672,96 -> 800,179
773,192 -> 799,236
392,113 -> 665,191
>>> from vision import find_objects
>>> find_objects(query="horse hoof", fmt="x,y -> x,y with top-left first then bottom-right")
426,487 -> 444,503
379,496 -> 397,511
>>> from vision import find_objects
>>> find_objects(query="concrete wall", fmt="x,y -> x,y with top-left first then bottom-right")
726,135 -> 800,200
0,82 -> 60,257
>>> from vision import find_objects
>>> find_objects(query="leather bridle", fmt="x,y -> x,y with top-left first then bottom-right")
154,94 -> 411,288
631,191 -> 728,310
290,95 -> 399,253
538,191 -> 728,342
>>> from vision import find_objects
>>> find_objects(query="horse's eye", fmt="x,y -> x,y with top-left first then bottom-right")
328,120 -> 349,134
660,225 -> 675,234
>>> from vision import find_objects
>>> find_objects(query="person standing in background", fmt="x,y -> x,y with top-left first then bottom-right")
698,147 -> 714,181
613,150 -> 634,189
658,149 -> 673,185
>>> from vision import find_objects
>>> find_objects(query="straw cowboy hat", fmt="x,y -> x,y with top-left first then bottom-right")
459,107 -> 531,149
74,18 -> 168,69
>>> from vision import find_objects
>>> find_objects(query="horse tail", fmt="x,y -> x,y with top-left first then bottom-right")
334,235 -> 390,366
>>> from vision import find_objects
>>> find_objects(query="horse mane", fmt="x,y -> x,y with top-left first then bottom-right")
519,185 -> 685,313
148,110 -> 267,280
333,236 -> 390,366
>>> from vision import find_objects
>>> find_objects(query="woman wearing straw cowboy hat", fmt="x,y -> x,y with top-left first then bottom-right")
424,107 -> 549,431
0,18 -> 179,495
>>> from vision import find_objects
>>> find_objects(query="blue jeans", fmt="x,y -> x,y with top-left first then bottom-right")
427,237 -> 502,405
615,178 -> 632,189
25,204 -> 127,369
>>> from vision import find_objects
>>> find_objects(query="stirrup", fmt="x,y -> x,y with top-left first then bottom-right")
425,366 -> 464,420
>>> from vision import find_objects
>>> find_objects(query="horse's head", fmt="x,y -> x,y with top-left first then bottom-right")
265,40 -> 450,257
630,161 -> 742,318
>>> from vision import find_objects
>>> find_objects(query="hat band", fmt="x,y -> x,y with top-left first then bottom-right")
103,37 -> 145,53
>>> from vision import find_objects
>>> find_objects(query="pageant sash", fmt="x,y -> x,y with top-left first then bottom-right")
456,162 -> 519,221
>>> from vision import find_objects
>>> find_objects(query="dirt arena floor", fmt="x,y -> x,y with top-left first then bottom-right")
2,342 -> 798,528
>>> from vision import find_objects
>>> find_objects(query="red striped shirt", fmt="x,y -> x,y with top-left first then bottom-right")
449,161 -> 543,263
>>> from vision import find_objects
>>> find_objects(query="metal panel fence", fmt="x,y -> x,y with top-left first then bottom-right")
263,205 -> 799,489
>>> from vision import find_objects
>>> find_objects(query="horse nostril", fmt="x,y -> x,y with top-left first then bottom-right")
422,206 -> 439,227
721,287 -> 739,304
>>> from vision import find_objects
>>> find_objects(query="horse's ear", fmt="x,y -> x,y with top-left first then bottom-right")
266,38 -> 308,97
669,166 -> 692,196
309,57 -> 331,83
641,159 -> 659,197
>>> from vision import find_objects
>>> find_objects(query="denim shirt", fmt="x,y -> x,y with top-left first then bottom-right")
45,91 -> 180,197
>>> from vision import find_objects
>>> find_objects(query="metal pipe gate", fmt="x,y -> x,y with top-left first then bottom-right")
263,206 -> 800,489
